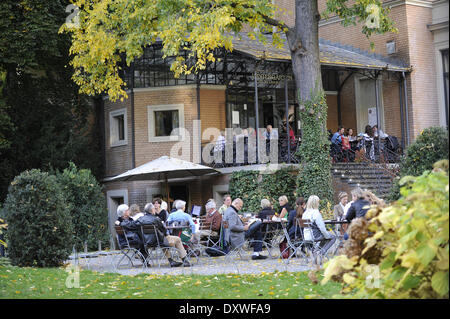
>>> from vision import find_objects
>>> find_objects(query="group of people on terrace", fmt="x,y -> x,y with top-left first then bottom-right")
114,186 -> 383,268
329,124 -> 399,163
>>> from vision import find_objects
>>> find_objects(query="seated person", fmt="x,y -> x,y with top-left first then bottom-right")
331,126 -> 346,162
152,198 -> 168,223
361,125 -> 375,161
120,202 -> 190,267
129,204 -> 144,221
345,188 -> 371,223
223,198 -> 267,260
198,199 -> 222,239
115,204 -> 142,249
333,192 -> 348,234
257,199 -> 275,221
372,125 -> 388,139
166,200 -> 197,242
331,126 -> 345,146
287,197 -> 306,239
278,195 -> 291,219
257,199 -> 276,237
302,195 -> 336,256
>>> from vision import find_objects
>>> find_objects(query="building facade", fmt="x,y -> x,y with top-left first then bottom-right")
100,0 -> 448,236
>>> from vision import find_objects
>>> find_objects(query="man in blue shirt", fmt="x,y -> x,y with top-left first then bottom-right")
166,200 -> 197,242
331,126 -> 345,145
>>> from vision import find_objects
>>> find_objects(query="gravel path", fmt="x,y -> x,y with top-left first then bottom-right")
68,250 -> 316,276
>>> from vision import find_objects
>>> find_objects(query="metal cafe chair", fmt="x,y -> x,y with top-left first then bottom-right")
139,224 -> 185,268
113,225 -> 147,271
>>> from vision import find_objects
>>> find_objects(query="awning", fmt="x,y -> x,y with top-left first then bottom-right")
232,33 -> 410,72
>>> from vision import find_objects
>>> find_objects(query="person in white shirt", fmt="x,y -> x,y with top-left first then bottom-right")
372,125 -> 388,139
302,195 -> 336,257
129,204 -> 144,221
214,131 -> 226,152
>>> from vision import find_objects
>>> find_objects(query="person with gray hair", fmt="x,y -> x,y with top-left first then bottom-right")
166,200 -> 197,242
198,199 -> 222,239
223,198 -> 267,260
114,204 -> 143,256
119,202 -> 190,268
257,199 -> 275,221
116,204 -> 130,221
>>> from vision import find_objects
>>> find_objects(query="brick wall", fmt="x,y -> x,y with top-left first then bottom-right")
103,97 -> 133,177
275,0 -> 441,142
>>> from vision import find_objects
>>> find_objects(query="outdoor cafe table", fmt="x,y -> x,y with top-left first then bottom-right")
165,224 -> 190,236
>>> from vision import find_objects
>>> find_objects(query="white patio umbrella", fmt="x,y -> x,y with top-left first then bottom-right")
105,156 -> 219,207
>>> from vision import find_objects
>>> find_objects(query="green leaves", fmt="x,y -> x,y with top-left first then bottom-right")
229,168 -> 297,213
431,271 -> 449,296
323,160 -> 449,299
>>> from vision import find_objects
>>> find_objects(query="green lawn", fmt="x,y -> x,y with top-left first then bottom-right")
0,265 -> 343,299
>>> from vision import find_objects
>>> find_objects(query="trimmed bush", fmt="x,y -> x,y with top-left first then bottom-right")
57,162 -> 108,251
388,127 -> 449,201
3,169 -> 73,267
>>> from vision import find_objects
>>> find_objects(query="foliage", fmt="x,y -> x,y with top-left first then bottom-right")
0,0 -> 103,202
229,168 -> 297,213
0,215 -> 6,250
60,0 -> 396,102
2,169 -> 74,267
296,89 -> 333,208
322,160 -> 449,299
56,163 -> 108,251
387,127 -> 449,201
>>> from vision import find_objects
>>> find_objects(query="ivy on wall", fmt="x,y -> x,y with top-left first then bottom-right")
229,168 -> 297,213
296,89 -> 333,208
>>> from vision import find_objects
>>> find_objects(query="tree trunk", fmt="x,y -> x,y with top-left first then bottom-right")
287,0 -> 322,107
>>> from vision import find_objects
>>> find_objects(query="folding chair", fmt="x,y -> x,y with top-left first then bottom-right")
113,225 -> 147,270
223,221 -> 273,261
279,219 -> 308,264
139,224 -> 184,268
298,219 -> 326,265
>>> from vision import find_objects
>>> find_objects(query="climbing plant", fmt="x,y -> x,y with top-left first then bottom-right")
296,89 -> 333,208
229,168 -> 297,213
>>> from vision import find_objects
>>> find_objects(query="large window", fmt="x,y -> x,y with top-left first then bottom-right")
154,110 -> 180,137
148,104 -> 185,142
109,109 -> 127,147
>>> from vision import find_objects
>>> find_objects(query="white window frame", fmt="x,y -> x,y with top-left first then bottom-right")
147,104 -> 185,142
109,108 -> 128,147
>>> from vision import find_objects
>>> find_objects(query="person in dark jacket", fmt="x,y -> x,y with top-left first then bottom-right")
257,199 -> 275,221
115,204 -> 143,250
287,197 -> 306,239
120,203 -> 190,267
345,188 -> 371,223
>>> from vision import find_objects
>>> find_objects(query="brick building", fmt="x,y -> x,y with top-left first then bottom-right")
100,0 -> 448,236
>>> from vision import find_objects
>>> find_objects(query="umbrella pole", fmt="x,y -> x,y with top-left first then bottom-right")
165,173 -> 169,210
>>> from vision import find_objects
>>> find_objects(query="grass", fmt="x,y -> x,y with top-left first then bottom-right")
0,265 -> 343,299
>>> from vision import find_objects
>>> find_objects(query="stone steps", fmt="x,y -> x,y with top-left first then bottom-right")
331,163 -> 396,200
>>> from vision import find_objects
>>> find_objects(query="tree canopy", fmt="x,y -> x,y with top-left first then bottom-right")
61,0 -> 396,102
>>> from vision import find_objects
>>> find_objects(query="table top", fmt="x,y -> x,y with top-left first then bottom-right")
166,225 -> 190,230
324,219 -> 349,224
